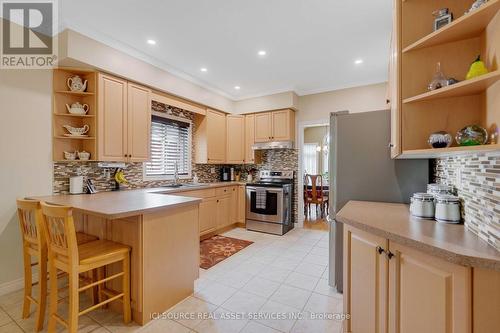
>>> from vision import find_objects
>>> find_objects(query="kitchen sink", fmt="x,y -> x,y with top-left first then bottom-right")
160,183 -> 209,189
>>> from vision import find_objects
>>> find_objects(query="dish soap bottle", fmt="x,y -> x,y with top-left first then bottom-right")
192,173 -> 199,184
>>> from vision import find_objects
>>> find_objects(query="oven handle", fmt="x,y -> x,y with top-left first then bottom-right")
246,186 -> 283,193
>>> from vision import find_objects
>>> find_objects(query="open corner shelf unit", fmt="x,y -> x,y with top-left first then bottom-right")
395,0 -> 500,158
52,67 -> 97,162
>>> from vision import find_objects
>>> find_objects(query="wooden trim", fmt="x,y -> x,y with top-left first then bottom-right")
151,91 -> 206,115
199,223 -> 240,241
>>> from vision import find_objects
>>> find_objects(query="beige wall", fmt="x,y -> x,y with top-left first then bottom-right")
233,91 -> 299,114
304,126 -> 328,144
297,82 -> 388,122
0,70 -> 53,286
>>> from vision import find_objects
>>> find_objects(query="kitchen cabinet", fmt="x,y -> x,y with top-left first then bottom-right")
237,185 -> 245,224
97,73 -> 151,162
230,186 -> 238,224
216,195 -> 231,229
226,115 -> 245,164
388,242 -> 471,333
388,0 -> 401,158
344,225 -> 472,333
198,198 -> 217,235
194,109 -> 227,164
127,82 -> 151,162
343,226 -> 388,333
244,114 -> 256,163
254,109 -> 295,143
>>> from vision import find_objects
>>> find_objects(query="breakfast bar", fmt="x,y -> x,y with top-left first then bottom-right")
33,189 -> 202,325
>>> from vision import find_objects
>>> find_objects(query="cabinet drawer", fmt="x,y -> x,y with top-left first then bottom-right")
175,189 -> 216,199
215,186 -> 233,197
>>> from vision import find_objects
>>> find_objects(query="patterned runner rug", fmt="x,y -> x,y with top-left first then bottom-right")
200,235 -> 253,269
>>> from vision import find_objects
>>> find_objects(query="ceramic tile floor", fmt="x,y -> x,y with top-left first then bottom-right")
0,228 -> 344,333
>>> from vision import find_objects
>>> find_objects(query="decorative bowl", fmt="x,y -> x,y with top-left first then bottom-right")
455,125 -> 488,146
63,124 -> 89,136
64,151 -> 77,160
428,131 -> 453,149
77,151 -> 90,160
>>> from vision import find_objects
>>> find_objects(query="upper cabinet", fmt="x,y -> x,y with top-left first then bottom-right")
194,109 -> 227,164
97,73 -> 151,162
226,115 -> 245,164
254,109 -> 295,143
391,0 -> 500,159
244,114 -> 256,163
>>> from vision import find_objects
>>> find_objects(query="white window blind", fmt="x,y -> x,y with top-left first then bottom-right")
303,143 -> 318,175
144,115 -> 191,179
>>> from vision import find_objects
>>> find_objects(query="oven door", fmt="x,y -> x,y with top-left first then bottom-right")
246,186 -> 283,223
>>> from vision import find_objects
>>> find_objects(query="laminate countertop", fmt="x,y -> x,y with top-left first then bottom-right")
32,182 -> 246,220
336,201 -> 500,271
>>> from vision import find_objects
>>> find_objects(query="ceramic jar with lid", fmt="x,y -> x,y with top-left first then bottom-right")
410,193 -> 435,219
435,194 -> 461,224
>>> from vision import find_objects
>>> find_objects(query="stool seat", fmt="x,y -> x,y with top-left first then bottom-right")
78,240 -> 130,266
76,232 -> 98,245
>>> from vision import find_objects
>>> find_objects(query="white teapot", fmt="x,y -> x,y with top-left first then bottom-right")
67,75 -> 88,92
65,102 -> 89,115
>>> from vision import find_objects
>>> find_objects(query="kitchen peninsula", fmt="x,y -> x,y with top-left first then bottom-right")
32,188 -> 202,325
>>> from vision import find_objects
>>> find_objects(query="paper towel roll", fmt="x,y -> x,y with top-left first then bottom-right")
69,176 -> 84,194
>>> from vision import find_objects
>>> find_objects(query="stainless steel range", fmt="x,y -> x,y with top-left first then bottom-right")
246,170 -> 294,235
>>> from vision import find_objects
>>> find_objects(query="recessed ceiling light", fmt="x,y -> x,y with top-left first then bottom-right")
200,67 -> 208,72
234,86 -> 241,90
354,59 -> 364,65
147,39 -> 156,45
258,50 -> 267,56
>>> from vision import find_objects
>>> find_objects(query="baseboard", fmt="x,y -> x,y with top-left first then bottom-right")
0,273 -> 38,296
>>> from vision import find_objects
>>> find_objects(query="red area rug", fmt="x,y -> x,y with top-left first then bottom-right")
200,235 -> 253,269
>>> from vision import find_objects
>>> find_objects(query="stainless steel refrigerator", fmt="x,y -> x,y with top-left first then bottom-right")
328,110 -> 429,293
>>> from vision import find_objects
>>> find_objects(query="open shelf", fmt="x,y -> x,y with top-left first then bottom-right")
403,0 -> 500,53
54,113 -> 95,118
55,91 -> 95,96
54,136 -> 96,140
403,70 -> 500,104
400,144 -> 500,159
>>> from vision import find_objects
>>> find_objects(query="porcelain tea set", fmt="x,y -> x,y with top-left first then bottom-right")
65,102 -> 89,115
67,75 -> 87,92
64,150 -> 91,161
63,124 -> 89,137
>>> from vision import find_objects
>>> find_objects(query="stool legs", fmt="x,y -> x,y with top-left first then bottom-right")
123,255 -> 131,324
68,270 -> 79,333
47,257 -> 58,333
21,249 -> 32,319
35,250 -> 48,332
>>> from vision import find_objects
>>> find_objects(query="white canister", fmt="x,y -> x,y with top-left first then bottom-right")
69,176 -> 84,194
435,194 -> 461,224
427,183 -> 454,196
410,193 -> 435,219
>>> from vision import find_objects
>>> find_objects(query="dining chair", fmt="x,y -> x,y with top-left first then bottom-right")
304,174 -> 329,218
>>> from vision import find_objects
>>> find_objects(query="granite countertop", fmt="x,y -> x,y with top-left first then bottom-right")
31,182 -> 246,220
336,201 -> 500,271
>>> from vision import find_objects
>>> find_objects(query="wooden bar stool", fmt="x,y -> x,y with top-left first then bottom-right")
40,202 -> 131,333
16,199 -> 99,332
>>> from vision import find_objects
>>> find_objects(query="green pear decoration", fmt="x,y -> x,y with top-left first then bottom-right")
466,55 -> 489,80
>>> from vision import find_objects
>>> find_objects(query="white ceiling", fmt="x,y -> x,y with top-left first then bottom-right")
60,0 -> 392,100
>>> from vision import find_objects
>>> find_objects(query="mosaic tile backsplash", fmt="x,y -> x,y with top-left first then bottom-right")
433,152 -> 500,251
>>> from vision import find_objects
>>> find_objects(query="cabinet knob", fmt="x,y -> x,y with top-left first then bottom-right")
386,251 -> 395,260
388,143 -> 394,148
376,246 -> 385,255
124,154 -> 127,157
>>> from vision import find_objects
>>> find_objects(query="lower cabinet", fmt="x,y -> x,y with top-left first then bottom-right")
198,198 -> 217,235
344,225 -> 473,333
237,185 -> 246,224
216,195 -> 231,229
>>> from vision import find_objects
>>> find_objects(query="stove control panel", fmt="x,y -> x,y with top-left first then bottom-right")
259,170 -> 294,179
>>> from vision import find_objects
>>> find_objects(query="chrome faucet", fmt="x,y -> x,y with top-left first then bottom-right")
173,161 -> 179,185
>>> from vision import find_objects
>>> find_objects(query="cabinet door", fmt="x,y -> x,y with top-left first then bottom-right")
207,109 -> 226,163
230,186 -> 238,224
244,114 -> 256,163
237,186 -> 246,223
344,225 -> 388,333
389,0 -> 401,158
388,242 -> 471,333
271,109 -> 293,141
216,196 -> 231,228
226,115 -> 245,164
98,73 -> 127,161
199,198 -> 217,235
254,112 -> 272,142
127,83 -> 151,162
